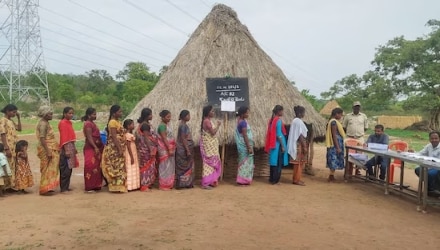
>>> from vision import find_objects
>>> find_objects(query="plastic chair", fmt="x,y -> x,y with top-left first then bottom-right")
345,138 -> 363,176
388,140 -> 409,183
345,138 -> 362,153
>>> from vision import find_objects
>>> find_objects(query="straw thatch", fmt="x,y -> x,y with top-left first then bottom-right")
127,4 -> 327,148
319,100 -> 340,116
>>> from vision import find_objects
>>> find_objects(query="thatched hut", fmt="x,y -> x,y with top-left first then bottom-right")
128,4 -> 327,178
319,100 -> 341,117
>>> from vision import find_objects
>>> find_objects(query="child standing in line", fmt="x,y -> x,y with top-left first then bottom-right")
14,140 -> 34,193
123,119 -> 140,191
0,143 -> 12,197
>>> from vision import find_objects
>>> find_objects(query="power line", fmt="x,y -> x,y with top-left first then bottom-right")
164,0 -> 201,23
67,0 -> 179,51
261,45 -> 325,86
45,56 -> 92,71
39,5 -> 174,59
44,38 -> 128,66
40,27 -> 161,68
43,46 -> 121,71
199,0 -> 211,9
123,0 -> 190,37
40,20 -> 165,66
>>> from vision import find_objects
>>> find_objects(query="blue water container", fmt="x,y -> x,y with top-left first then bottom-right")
100,130 -> 107,145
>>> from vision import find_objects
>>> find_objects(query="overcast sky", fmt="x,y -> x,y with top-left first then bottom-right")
1,0 -> 439,96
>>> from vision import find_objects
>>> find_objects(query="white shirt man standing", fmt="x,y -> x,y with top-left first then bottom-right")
343,101 -> 368,143
343,101 -> 368,176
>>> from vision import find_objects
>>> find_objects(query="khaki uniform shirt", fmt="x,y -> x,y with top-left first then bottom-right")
343,112 -> 368,138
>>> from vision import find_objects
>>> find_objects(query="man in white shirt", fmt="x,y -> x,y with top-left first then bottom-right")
343,101 -> 368,175
414,131 -> 440,192
343,101 -> 368,143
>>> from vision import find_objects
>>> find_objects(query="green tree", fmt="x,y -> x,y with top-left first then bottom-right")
117,62 -> 159,82
122,79 -> 156,102
300,89 -> 324,111
116,62 -> 160,112
85,69 -> 115,93
373,19 -> 440,128
320,71 -> 395,112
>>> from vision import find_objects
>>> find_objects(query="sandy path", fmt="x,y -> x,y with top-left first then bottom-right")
1,133 -> 439,250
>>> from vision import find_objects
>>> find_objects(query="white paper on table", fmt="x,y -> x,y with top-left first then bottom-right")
398,152 -> 440,162
367,143 -> 388,151
221,100 -> 236,112
349,153 -> 368,162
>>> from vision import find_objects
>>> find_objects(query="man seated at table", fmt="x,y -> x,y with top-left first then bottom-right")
364,124 -> 390,180
414,131 -> 440,193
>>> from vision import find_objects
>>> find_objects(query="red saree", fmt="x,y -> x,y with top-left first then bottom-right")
83,121 -> 103,191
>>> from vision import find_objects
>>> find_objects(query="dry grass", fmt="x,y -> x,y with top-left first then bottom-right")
127,4 -> 327,148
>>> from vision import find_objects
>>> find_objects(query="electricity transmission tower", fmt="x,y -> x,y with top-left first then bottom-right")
0,0 -> 50,104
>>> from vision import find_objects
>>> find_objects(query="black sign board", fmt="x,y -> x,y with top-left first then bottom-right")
206,77 -> 249,110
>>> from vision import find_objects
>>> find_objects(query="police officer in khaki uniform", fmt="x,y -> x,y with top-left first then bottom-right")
343,101 -> 368,143
343,101 -> 368,175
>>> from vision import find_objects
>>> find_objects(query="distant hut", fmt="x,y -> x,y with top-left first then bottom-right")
319,100 -> 341,117
128,4 -> 327,178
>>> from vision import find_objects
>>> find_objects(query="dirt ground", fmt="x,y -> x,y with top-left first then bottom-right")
2,132 -> 440,250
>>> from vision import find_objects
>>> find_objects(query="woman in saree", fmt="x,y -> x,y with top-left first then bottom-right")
326,107 -> 346,182
175,110 -> 195,189
58,107 -> 79,193
157,110 -> 176,190
82,107 -> 104,192
287,106 -> 308,186
101,105 -> 127,193
200,105 -> 222,190
265,105 -> 288,185
0,104 -> 21,190
137,123 -> 158,192
135,108 -> 157,192
36,106 -> 60,195
235,106 -> 254,186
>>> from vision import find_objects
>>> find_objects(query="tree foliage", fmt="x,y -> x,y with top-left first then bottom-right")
300,89 -> 325,111
12,61 -> 163,114
321,19 -> 440,127
372,19 -> 440,128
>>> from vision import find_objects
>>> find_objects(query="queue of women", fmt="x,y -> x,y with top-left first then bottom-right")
0,102 -> 347,196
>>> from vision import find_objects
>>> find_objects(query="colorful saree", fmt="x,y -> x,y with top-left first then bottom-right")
235,119 -> 254,185
175,122 -> 195,188
157,123 -> 176,190
101,119 -> 127,193
83,121 -> 103,191
14,152 -> 34,190
125,132 -> 140,191
135,125 -> 157,191
200,120 -> 221,187
0,117 -> 18,189
36,119 -> 60,195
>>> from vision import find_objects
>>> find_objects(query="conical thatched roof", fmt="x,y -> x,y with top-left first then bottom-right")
128,4 -> 327,148
319,100 -> 341,116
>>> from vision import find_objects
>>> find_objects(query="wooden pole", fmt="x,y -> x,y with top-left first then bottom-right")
220,112 -> 227,181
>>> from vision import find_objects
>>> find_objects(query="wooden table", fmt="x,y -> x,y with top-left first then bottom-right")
345,145 -> 440,213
